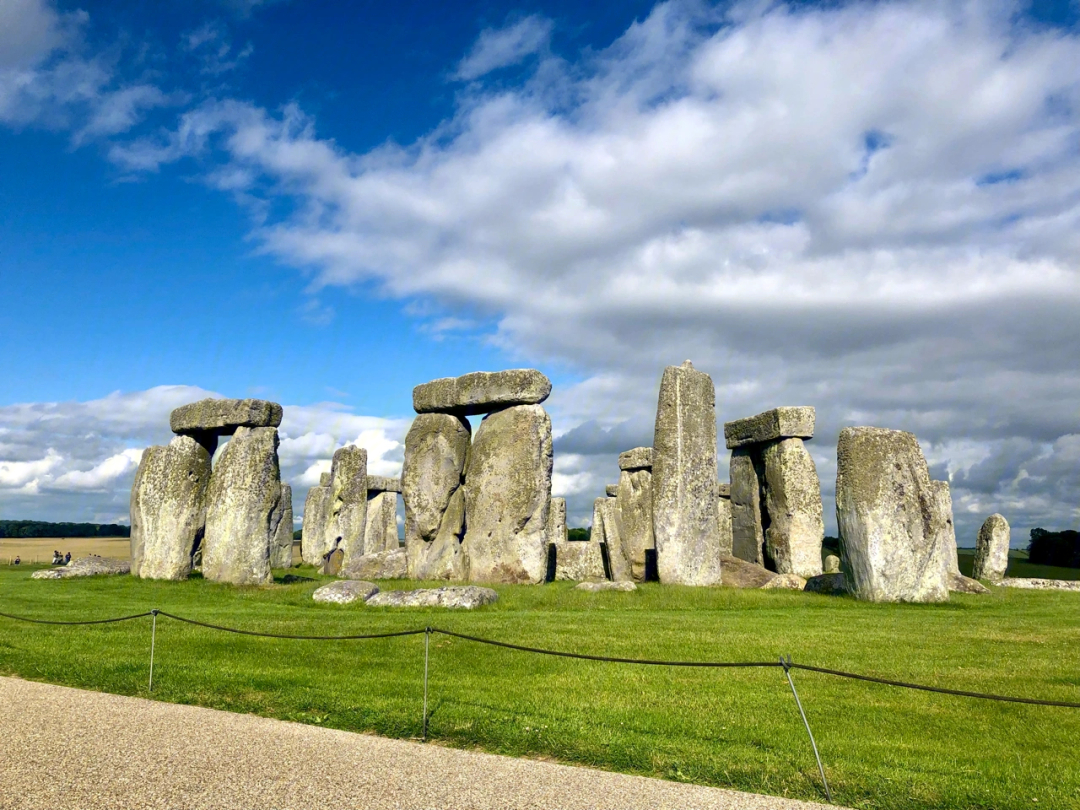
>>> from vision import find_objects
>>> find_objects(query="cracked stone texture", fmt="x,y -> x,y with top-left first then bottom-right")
729,448 -> 765,566
614,468 -> 654,581
170,398 -> 283,436
301,485 -> 332,566
463,404 -> 552,585
761,438 -> 824,578
312,580 -> 379,604
931,480 -> 961,578
403,413 -> 470,581
130,435 -> 211,581
618,446 -> 652,471
270,484 -> 294,569
723,406 -> 815,450
366,475 -> 402,494
364,491 -> 401,555
717,494 -> 733,557
340,548 -> 408,580
366,586 -> 498,609
835,427 -> 949,603
202,426 -> 282,586
652,362 -> 722,586
326,446 -> 369,570
973,514 -> 1011,583
413,369 -> 551,415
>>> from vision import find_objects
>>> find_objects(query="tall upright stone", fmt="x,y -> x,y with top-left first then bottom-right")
270,484 -> 294,569
364,490 -> 401,554
729,448 -> 765,565
761,438 -> 824,577
403,413 -> 471,580
973,514 -> 1011,583
202,426 -> 282,585
614,449 -> 654,582
326,446 -> 368,569
463,404 -> 552,584
651,361 -> 722,586
717,483 -> 733,557
130,435 -> 212,580
835,427 -> 949,603
596,497 -> 631,582
548,497 -> 568,545
301,484 -> 332,565
932,480 -> 960,578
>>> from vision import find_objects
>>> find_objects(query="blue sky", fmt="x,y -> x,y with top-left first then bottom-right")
2,0 -> 1080,545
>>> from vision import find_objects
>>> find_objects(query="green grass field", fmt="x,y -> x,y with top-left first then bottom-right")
1,565 -> 1078,810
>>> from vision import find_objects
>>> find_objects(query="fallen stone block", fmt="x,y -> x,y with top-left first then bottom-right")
618,447 -> 652,471
719,555 -> 775,589
552,541 -> 606,581
366,586 -> 498,608
340,548 -> 408,580
723,406 -> 815,450
32,556 -> 131,579
170,398 -> 283,436
312,580 -> 379,604
804,572 -> 848,594
575,581 -> 637,592
761,573 -> 807,590
413,369 -> 551,415
1000,578 -> 1080,592
949,572 -> 990,594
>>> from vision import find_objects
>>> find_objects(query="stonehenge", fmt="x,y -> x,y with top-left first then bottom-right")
549,496 -> 607,581
324,446 -> 368,569
270,484 -> 294,569
364,476 -> 402,555
613,448 -> 655,582
974,514 -> 1011,583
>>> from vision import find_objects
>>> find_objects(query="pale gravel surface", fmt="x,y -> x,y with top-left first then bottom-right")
0,677 -> 841,810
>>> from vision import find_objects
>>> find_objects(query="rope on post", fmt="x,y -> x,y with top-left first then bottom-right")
782,655 -> 831,803
148,609 -> 159,693
422,626 -> 431,741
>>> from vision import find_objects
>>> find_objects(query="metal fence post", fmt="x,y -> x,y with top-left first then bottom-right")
422,627 -> 431,741
148,609 -> 159,693
782,655 -> 831,803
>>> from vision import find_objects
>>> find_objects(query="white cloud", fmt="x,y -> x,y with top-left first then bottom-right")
454,15 -> 554,81
0,448 -> 63,488
52,448 -> 144,491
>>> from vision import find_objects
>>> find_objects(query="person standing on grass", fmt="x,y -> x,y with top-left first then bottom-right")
64,551 -> 71,565
13,556 -> 20,565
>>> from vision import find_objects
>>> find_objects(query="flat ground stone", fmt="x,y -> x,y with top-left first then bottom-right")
366,586 -> 498,608
170,398 -> 283,436
652,361 -> 722,586
719,555 -> 775,589
618,447 -> 652,471
301,485 -> 332,566
312,580 -> 379,604
270,484 -> 294,569
575,581 -> 636,592
932,480 -> 960,578
326,446 -> 368,569
340,548 -> 408,580
614,468 -> 654,581
761,573 -> 807,590
973,514 -> 1011,583
365,475 -> 402,494
413,369 -> 551,416
804,573 -> 848,594
1000,578 -> 1080,591
31,556 -> 130,579
761,437 -> 824,578
729,448 -> 765,566
723,406 -> 815,450
835,427 -> 949,603
364,490 -> 400,554
949,572 -> 991,594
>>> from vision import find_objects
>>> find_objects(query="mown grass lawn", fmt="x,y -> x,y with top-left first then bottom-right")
1,565 -> 1078,810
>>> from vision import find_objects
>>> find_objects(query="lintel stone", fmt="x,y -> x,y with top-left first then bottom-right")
413,369 -> 551,415
171,398 -> 283,437
724,406 -> 815,449
618,447 -> 653,471
365,475 -> 403,493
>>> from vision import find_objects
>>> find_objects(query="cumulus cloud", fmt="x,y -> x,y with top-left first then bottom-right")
453,15 -> 554,81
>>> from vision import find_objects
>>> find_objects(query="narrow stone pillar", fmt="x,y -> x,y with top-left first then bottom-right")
932,480 -> 960,578
717,483 -> 733,557
270,483 -> 294,569
614,448 -> 654,582
973,514 -> 1010,583
324,446 -> 368,565
301,477 -> 332,566
729,448 -> 765,565
761,438 -> 824,578
548,497 -> 568,545
599,496 -> 632,582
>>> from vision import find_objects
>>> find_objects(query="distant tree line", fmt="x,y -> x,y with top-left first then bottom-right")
1028,528 -> 1080,569
0,520 -> 131,539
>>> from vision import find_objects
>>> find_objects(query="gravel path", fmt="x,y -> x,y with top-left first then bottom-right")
0,677 -> 840,810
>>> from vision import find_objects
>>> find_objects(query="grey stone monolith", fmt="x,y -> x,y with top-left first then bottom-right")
835,427 -> 949,603
413,369 -> 551,415
550,497 -> 605,581
614,468 -> 654,581
202,426 -> 282,585
717,487 -> 733,557
301,484 -> 332,565
364,490 -> 400,554
761,438 -> 824,578
598,496 -> 631,582
170,398 -> 283,435
652,361 -> 722,586
724,406 -> 815,449
270,484 -> 294,569
402,413 -> 471,580
130,435 -> 212,580
931,480 -> 960,578
973,514 -> 1011,583
729,448 -> 765,566
326,446 -> 368,570
548,497 -> 568,545
463,404 -> 552,584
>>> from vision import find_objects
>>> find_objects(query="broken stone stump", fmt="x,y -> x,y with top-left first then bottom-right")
973,514 -> 1011,583
202,426 -> 282,586
341,548 -> 408,580
326,446 -> 368,568
301,484 -> 332,566
614,464 -> 654,582
130,435 -> 212,581
761,438 -> 824,578
652,361 -> 722,586
835,427 -> 949,603
462,404 -> 552,584
412,369 -> 551,416
402,413 -> 471,580
718,555 -> 774,589
270,483 -> 294,569
717,484 -> 733,557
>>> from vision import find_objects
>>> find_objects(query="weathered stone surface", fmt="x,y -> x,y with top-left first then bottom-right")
598,497 -> 632,582
835,427 -> 949,603
717,483 -> 730,498
552,541 -> 606,581
403,413 -> 470,581
932,480 -> 960,578
413,369 -> 551,415
366,585 -> 498,608
270,484 -> 294,569
729,448 -> 765,566
320,472 -> 331,486
32,556 -> 130,579
548,497 -> 568,545
804,573 -> 848,594
312,580 -> 379,604
614,468 -> 654,581
363,491 -> 400,555
1000,578 -> 1080,591
575,581 -> 636,592
202,426 -> 282,586
325,446 -> 368,568
723,407 -> 815,450
717,494 -> 733,557
618,447 -> 652,471
340,548 -> 408,579
719,555 -> 774,588
762,573 -> 807,590
463,404 -> 552,584
973,514 -> 1011,583
605,484 -> 619,498
365,475 -> 402,494
130,435 -> 211,581
949,572 -> 991,594
301,485 -> 332,566
170,398 -> 282,436
824,554 -> 841,574
652,361 -> 722,586
761,438 -> 824,578
320,548 -> 344,576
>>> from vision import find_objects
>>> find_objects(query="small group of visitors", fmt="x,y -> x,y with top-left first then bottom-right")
51,550 -> 71,566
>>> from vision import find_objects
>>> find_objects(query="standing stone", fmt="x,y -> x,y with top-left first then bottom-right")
652,361 -> 722,586
402,413 -> 471,580
717,486 -> 733,557
599,497 -> 632,582
931,480 -> 960,578
413,369 -> 551,416
320,472 -> 331,486
270,484 -> 294,569
550,497 -> 606,581
548,497 -> 568,545
363,491 -> 400,554
130,436 -> 212,581
614,468 -> 654,582
761,438 -> 824,578
327,447 -> 369,570
973,514 -> 1011,583
301,484 -> 332,566
463,404 -> 552,584
202,426 -> 282,586
835,427 -> 949,603
729,448 -> 765,565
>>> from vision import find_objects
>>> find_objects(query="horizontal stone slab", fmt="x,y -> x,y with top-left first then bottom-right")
413,370 -> 551,415
605,485 -> 619,498
575,581 -> 636,593
618,447 -> 652,471
31,556 -> 130,579
171,398 -> 283,436
366,586 -> 499,608
723,406 -> 815,449
365,475 -> 402,493
717,483 -> 731,499
1000,577 -> 1080,592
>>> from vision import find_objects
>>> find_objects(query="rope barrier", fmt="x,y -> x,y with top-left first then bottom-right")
154,610 -> 426,641
0,609 -> 153,626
